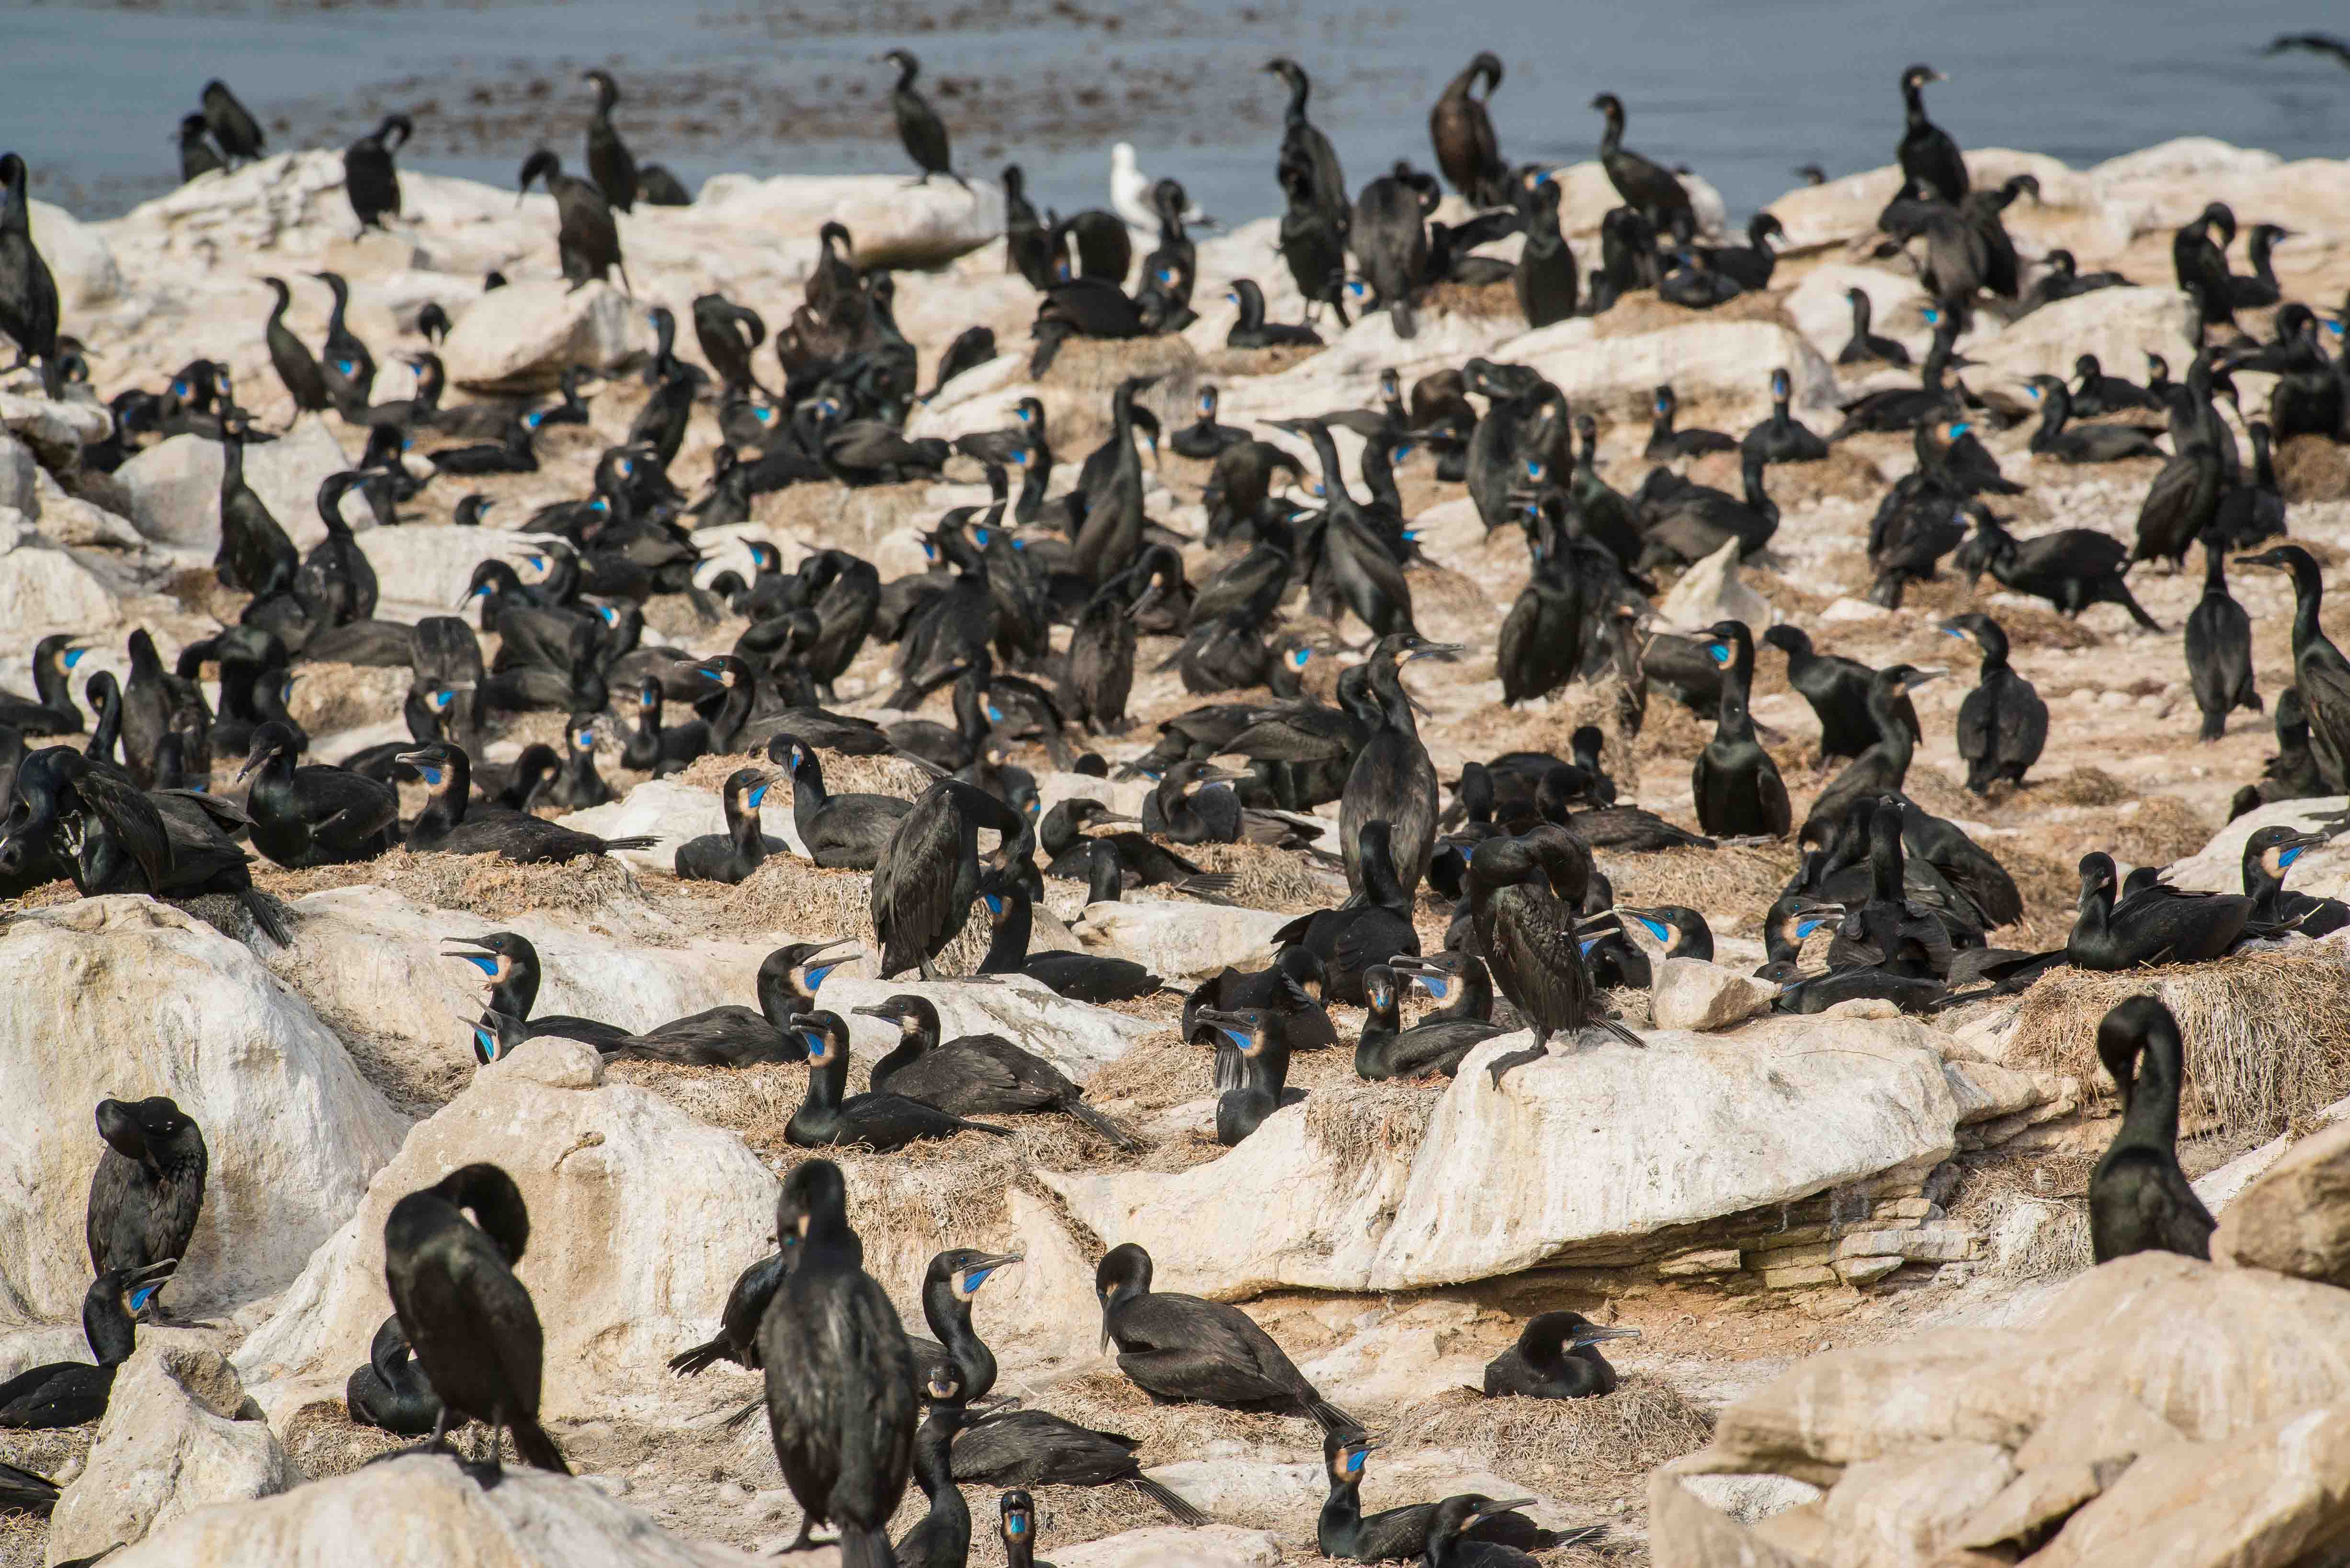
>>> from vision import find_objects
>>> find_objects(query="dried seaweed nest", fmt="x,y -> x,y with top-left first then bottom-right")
281,1397 -> 411,1481
1589,284 -> 1794,344
1599,842 -> 1798,939
286,662 -> 410,736
675,747 -> 933,801
2275,435 -> 2350,504
1421,278 -> 1523,321
652,856 -> 996,972
254,848 -> 647,923
2033,766 -> 2131,808
1390,1380 -> 1717,1496
1303,1078 -> 1441,1168
1178,840 -> 1337,914
2007,947 -> 2350,1134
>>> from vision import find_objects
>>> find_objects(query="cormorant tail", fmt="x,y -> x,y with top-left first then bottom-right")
509,1414 -> 572,1474
1391,294 -> 1418,340
959,1118 -> 1017,1138
597,835 -> 660,853
1135,1476 -> 1210,1526
1067,1095 -> 1147,1152
0,1460 -> 59,1518
839,1524 -> 898,1568
667,1338 -> 729,1376
2116,584 -> 2164,633
721,1395 -> 765,1431
1597,1017 -> 1646,1049
239,889 -> 295,947
1305,1394 -> 1361,1434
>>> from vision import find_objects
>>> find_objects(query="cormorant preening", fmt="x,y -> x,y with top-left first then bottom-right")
0,1260 -> 177,1429
2186,538 -> 2259,741
872,778 -> 1026,979
1591,93 -> 1689,230
1430,54 -> 1509,206
787,1009 -> 1014,1151
2088,996 -> 2215,1263
1942,614 -> 2046,793
200,80 -> 266,162
346,1313 -> 443,1436
582,70 -> 638,212
1423,1495 -> 1551,1568
178,114 -> 224,182
343,113 -> 412,232
857,993 -> 1140,1147
85,1096 -> 206,1279
759,1158 -> 917,1566
2238,546 -> 2350,792
1096,1242 -> 1356,1431
1471,825 -> 1640,1086
2,159 -> 65,389
238,719 -> 399,867
518,150 -> 630,293
882,50 -> 966,189
1691,620 -> 1790,838
383,1162 -> 569,1475
1895,64 -> 1966,201
1483,1311 -> 1640,1399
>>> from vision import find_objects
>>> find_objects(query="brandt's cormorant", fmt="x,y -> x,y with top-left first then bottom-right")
787,1010 -> 1013,1151
85,1096 -> 206,1279
1319,1430 -> 1567,1562
1895,64 -> 1967,202
346,1314 -> 443,1436
1471,825 -> 1641,1086
383,1162 -> 569,1474
0,1260 -> 177,1429
758,1158 -> 917,1565
1430,53 -> 1509,205
1943,614 -> 2046,793
1484,1311 -> 1641,1399
2067,853 -> 2265,972
1096,1242 -> 1356,1431
343,113 -> 412,232
1355,957 -> 1502,1080
2186,538 -> 2260,741
397,742 -> 656,864
2088,997 -> 2215,1263
518,150 -> 629,292
774,734 -> 912,871
2239,546 -> 2350,792
581,70 -> 638,212
872,779 -> 1027,979
675,767 -> 783,885
1271,819 -> 1422,1005
896,1375 -> 974,1568
1423,1495 -> 1553,1568
883,50 -> 966,189
1340,632 -> 1460,900
857,993 -> 1139,1147
1690,620 -> 1790,838
974,868 -> 1162,1004
237,720 -> 400,867
1590,93 -> 1689,230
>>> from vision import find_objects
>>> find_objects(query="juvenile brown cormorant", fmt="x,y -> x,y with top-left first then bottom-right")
384,1162 -> 569,1474
2089,997 -> 2215,1262
1943,614 -> 2045,793
1430,53 -> 1508,205
343,113 -> 412,232
85,1096 -> 206,1280
858,993 -> 1140,1146
238,719 -> 400,867
397,742 -> 656,863
1319,1431 -> 1567,1561
346,1314 -> 443,1436
1096,1242 -> 1356,1430
882,50 -> 966,189
581,70 -> 638,212
1690,620 -> 1789,838
759,1158 -> 916,1565
201,80 -> 266,162
788,1010 -> 1014,1151
2185,538 -> 2259,741
2238,546 -> 2350,791
675,766 -> 783,885
518,150 -> 629,293
1590,93 -> 1688,230
0,1260 -> 176,1429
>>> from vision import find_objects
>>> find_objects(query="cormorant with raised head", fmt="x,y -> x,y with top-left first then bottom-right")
787,1010 -> 1014,1151
974,867 -> 1162,1005
2238,545 -> 2350,791
1516,174 -> 1577,327
872,778 -> 1027,979
1266,58 -> 1347,226
857,993 -> 1141,1146
397,742 -> 657,864
1096,1241 -> 1357,1431
2022,375 -> 2163,463
758,1158 -> 916,1565
1355,957 -> 1502,1080
384,1162 -> 569,1475
581,70 -> 638,211
344,113 -> 412,232
1430,53 -> 1508,204
2241,824 -> 2348,936
1741,368 -> 1827,464
895,1373 -> 975,1568
441,929 -> 636,1055
773,734 -> 911,870
1340,632 -> 1460,899
1590,93 -> 1689,230
518,150 -> 629,293
309,270 -> 376,417
261,276 -> 329,413
2089,997 -> 2215,1262
0,1260 -> 177,1429
346,1314 -> 443,1435
675,767 -> 783,885
2068,853 -> 2264,971
1943,614 -> 2045,793
1690,620 -> 1790,839
1895,64 -> 1966,201
1837,287 -> 1910,367
1484,1310 -> 1641,1399
214,417 -> 297,597
201,80 -> 266,162
2186,537 -> 2259,741
1319,1430 -> 1567,1561
86,1096 -> 206,1279
882,50 -> 966,189
237,719 -> 400,867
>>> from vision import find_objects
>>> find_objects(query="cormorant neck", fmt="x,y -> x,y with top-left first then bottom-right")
980,886 -> 1034,972
2119,1030 -> 2185,1151
84,1286 -> 137,1367
802,1045 -> 849,1113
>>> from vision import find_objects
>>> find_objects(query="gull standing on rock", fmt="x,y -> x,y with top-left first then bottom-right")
1111,143 -> 1212,236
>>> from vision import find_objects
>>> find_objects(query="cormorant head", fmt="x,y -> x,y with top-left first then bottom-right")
567,717 -> 600,756
94,1096 -> 202,1170
2076,851 -> 2120,907
1275,946 -> 1328,1004
776,1157 -> 851,1255
101,1257 -> 180,1324
1094,1242 -> 1153,1346
440,930 -> 534,989
1879,662 -> 1944,694
999,1490 -> 1037,1546
395,741 -> 463,790
1758,624 -> 1810,660
1326,1428 -> 1380,1482
2246,825 -> 2327,883
1389,951 -> 1467,1005
2199,201 -> 2238,248
2095,995 -> 2180,1112
1195,1005 -> 1267,1058
234,719 -> 304,783
462,1008 -> 534,1064
1899,64 -> 1945,91
582,68 -> 619,106
1589,92 -> 1623,119
879,48 -> 920,82
1617,905 -> 1709,958
928,1246 -> 1026,1303
689,654 -> 747,689
1769,897 -> 1843,952
1521,1309 -> 1643,1359
1651,384 -> 1674,417
425,1162 -> 531,1263
788,1010 -> 850,1066
851,993 -> 940,1042
723,767 -> 774,815
516,149 -> 560,199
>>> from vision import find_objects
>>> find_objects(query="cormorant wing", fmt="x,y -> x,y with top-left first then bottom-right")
1115,1294 -> 1309,1407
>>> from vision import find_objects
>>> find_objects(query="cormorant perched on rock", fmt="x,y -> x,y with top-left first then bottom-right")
260,276 -> 329,414
1483,1311 -> 1642,1399
1471,825 -> 1641,1085
1590,93 -> 1689,230
773,734 -> 911,870
384,1162 -> 569,1474
1266,57 -> 1347,226
201,80 -> 266,162
0,1260 -> 177,1429
1430,53 -> 1509,206
178,114 -> 224,182
2186,538 -> 2259,741
238,719 -> 400,867
2089,997 -> 2215,1262
1895,64 -> 1966,202
215,418 -> 297,598
788,1010 -> 1014,1151
85,1096 -> 206,1279
343,113 -> 412,232
442,929 -> 636,1054
581,70 -> 638,212
518,150 -> 630,293
974,867 -> 1162,1005
857,993 -> 1141,1146
1354,959 -> 1501,1080
1691,620 -> 1790,838
1943,614 -> 2046,793
1271,819 -> 1421,1004
346,1314 -> 443,1436
1096,1241 -> 1357,1430
2237,546 -> 2350,791
882,50 -> 966,189
1225,277 -> 1322,349
1516,174 -> 1577,327
0,156 -> 63,392
309,270 -> 376,417
758,1158 -> 917,1563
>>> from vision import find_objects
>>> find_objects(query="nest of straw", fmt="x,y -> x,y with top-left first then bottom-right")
1178,841 -> 1336,913
2007,948 -> 2350,1134
2035,767 -> 2130,808
2275,435 -> 2350,504
1303,1079 -> 1442,1168
1389,1381 -> 1716,1497
286,662 -> 410,736
280,1397 -> 410,1481
1599,842 -> 1797,939
254,849 -> 647,925
1419,278 -> 1524,322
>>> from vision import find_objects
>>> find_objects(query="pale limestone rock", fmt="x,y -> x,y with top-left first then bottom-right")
1649,958 -> 1778,1031
114,417 -> 356,552
2213,1118 -> 2350,1286
440,279 -> 650,395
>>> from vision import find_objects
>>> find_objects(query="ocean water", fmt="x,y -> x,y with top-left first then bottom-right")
10,0 -> 2350,225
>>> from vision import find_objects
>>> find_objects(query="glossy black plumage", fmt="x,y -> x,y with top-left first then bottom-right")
2089,997 -> 2216,1262
1318,1431 -> 1560,1562
85,1096 -> 206,1278
2239,547 -> 2350,793
397,742 -> 655,864
1096,1242 -> 1355,1430
582,70 -> 638,212
883,50 -> 965,188
788,1010 -> 1013,1151
238,719 -> 399,867
675,766 -> 784,885
1470,825 -> 1635,1085
0,1261 -> 176,1429
518,149 -> 629,292
346,1313 -> 444,1436
859,993 -> 1139,1147
1483,1310 -> 1641,1399
872,779 -> 1025,980
1690,621 -> 1790,838
2185,539 -> 2260,741
1943,614 -> 2046,793
344,113 -> 411,230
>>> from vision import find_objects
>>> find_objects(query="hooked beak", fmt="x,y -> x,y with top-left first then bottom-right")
849,1004 -> 904,1021
1088,813 -> 1142,829
233,742 -> 279,782
1901,667 -> 1946,690
1569,1326 -> 1643,1348
1406,642 -> 1465,664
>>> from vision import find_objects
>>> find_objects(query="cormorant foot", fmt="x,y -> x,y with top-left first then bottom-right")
1484,1043 -> 1551,1087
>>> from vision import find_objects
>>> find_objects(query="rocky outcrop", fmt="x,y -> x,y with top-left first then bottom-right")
113,417 -> 358,552
0,391 -> 112,453
26,200 -> 123,310
440,279 -> 650,394
101,1452 -> 767,1567
1649,957 -> 1778,1031
693,173 -> 1004,269
0,519 -> 120,635
45,1344 -> 291,1565
1503,317 -> 1840,426
822,971 -> 1155,1080
233,1037 -> 776,1423
2165,795 -> 2350,897
1957,286 -> 2195,394
1657,542 -> 1773,640
0,898 -> 408,1324
1067,900 -> 1294,988
2213,1119 -> 2350,1287
1050,1523 -> 1282,1568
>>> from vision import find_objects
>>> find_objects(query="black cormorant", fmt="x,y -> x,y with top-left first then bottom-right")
201,80 -> 267,162
1471,825 -> 1640,1085
215,417 -> 298,597
1690,620 -> 1789,838
2237,546 -> 2350,791
2241,824 -> 2346,936
952,1412 -> 1208,1526
774,734 -> 911,870
397,742 -> 656,863
1954,508 -> 2162,631
1590,93 -> 1689,229
2068,853 -> 2262,971
1355,958 -> 1501,1080
1895,64 -> 1967,202
1837,288 -> 1910,368
1644,384 -> 1736,460
178,114 -> 224,182
1516,174 -> 1578,328
581,70 -> 638,212
1943,614 -> 2046,793
310,270 -> 376,417
1096,1241 -> 1356,1430
2022,376 -> 2163,463
1423,1494 -> 1551,1568
2088,997 -> 2215,1262
675,766 -> 783,885
974,868 -> 1162,1006
1265,58 -> 1347,226
0,1260 -> 176,1429
1741,369 -> 1827,464
383,1162 -> 569,1474
1318,1430 -> 1565,1561
238,719 -> 399,867
882,50 -> 966,189
1225,277 -> 1322,349
261,275 -> 329,413
1430,53 -> 1508,205
1483,1311 -> 1641,1399
346,1314 -> 443,1436
1761,626 -> 1919,767
343,113 -> 412,232
518,150 -> 629,292
856,993 -> 1139,1147
85,1096 -> 206,1279
1340,632 -> 1460,899
1271,819 -> 1421,1004
2185,538 -> 2259,741
787,1010 -> 1013,1151
896,1375 -> 975,1568
871,778 -> 1025,979
1351,161 -> 1434,338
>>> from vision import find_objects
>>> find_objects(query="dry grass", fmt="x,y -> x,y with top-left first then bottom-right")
254,848 -> 647,924
1589,286 -> 1794,344
1390,1382 -> 1717,1498
1600,842 -> 1799,939
2007,948 -> 2350,1135
286,662 -> 409,736
1422,278 -> 1524,321
2105,794 -> 2216,870
2275,435 -> 2350,503
1303,1078 -> 1442,1168
1178,841 -> 1337,914
1195,343 -> 1324,379
676,748 -> 934,800
1037,1367 -> 1327,1468
2033,767 -> 2130,808
281,1396 -> 410,1480
1750,447 -> 1888,508
0,1425 -> 91,1568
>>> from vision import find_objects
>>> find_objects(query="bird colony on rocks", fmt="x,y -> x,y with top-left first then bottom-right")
8,31 -> 2350,1568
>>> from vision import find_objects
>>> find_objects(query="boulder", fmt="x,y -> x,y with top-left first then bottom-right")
357,520 -> 528,610
45,1343 -> 291,1565
2163,794 -> 2350,896
1067,900 -> 1295,988
0,431 -> 35,514
694,173 -> 1003,269
26,200 -> 123,310
550,779 -> 789,871
1049,1523 -> 1283,1568
0,520 -> 121,634
1043,1015 -> 1963,1297
0,898 -> 408,1324
2214,1118 -> 2350,1286
0,391 -> 111,451
440,279 -> 649,395
232,1037 -> 777,1423
1765,148 -> 2096,251
1496,318 -> 1840,427
821,971 -> 1156,1081
1657,541 -> 1773,641
1811,1441 -> 2015,1568
1959,286 -> 2194,395
102,1452 -> 767,1567
1782,264 -> 1931,373
113,417 -> 357,553
1650,957 -> 1778,1031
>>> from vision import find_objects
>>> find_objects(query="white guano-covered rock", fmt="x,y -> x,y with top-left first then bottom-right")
1499,318 -> 1840,426
2164,794 -> 2350,896
358,521 -> 533,613
0,521 -> 119,635
102,1452 -> 768,1568
694,174 -> 1003,269
1650,957 -> 1778,1031
233,1037 -> 776,1423
1049,1523 -> 1283,1568
441,279 -> 650,394
45,1343 -> 291,1565
27,199 -> 124,310
1657,540 -> 1773,640
1043,1015 -> 1962,1296
0,898 -> 408,1324
0,432 -> 36,514
1068,900 -> 1295,988
821,971 -> 1156,1080
1959,286 -> 2195,394
113,417 -> 356,552
0,391 -> 113,451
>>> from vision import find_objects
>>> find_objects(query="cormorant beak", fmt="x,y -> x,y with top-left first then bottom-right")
1569,1326 -> 1643,1348
1089,813 -> 1142,829
233,742 -> 279,782
849,1004 -> 904,1022
1901,667 -> 1946,690
1194,767 -> 1251,786
1406,642 -> 1465,664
